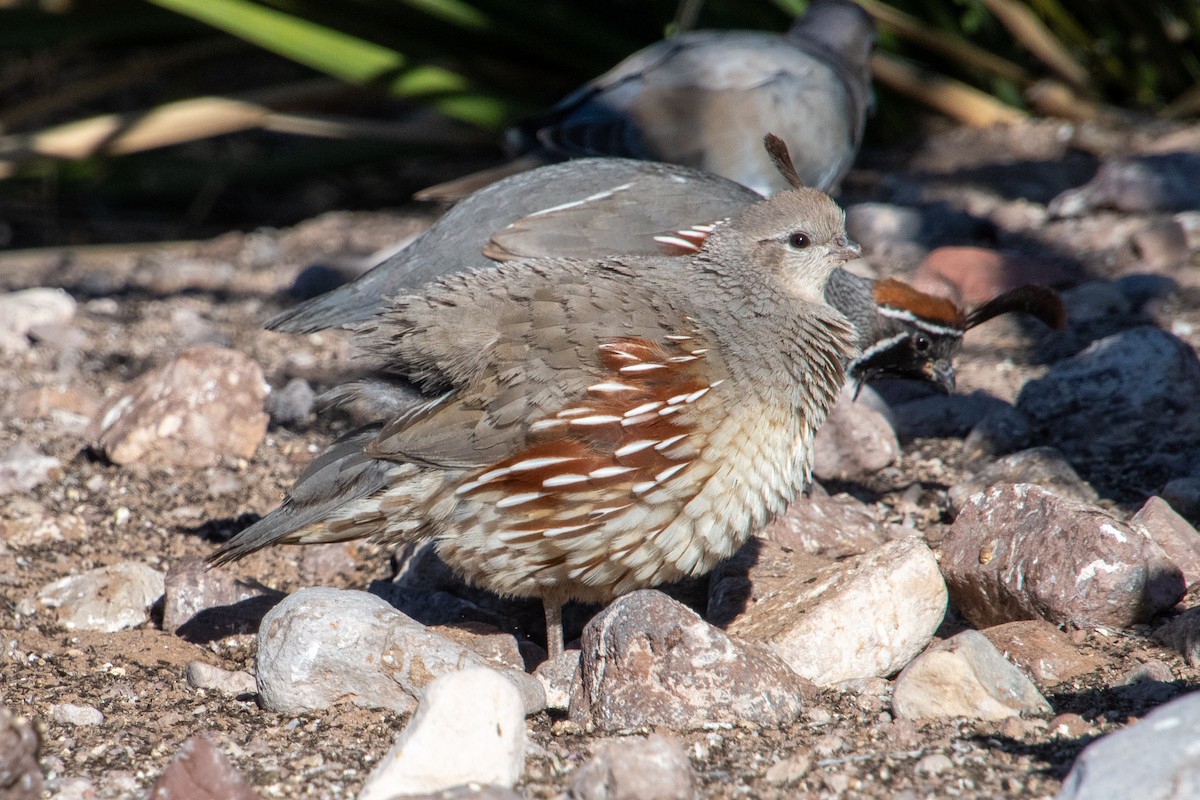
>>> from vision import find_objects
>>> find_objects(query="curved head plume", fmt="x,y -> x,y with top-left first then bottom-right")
965,285 -> 1066,331
764,133 -> 806,189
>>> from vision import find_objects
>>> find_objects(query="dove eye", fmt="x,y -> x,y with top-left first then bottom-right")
787,231 -> 811,249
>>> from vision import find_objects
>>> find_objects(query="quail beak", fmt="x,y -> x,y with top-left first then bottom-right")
833,239 -> 863,262
924,360 -> 956,394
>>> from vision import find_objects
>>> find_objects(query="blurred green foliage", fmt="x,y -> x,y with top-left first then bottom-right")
0,0 -> 1196,244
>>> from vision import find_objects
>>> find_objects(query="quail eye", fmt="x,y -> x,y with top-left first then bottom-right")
787,231 -> 811,249
914,334 -> 932,353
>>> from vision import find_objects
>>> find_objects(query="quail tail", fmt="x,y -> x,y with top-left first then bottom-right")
208,427 -> 394,567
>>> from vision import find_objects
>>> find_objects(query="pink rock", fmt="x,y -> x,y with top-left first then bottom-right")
89,344 -> 269,468
720,538 -> 947,686
1132,496 -> 1200,588
144,735 -> 259,800
763,492 -> 902,560
165,557 -> 283,639
982,620 -> 1105,690
914,246 -> 1076,306
570,590 -> 813,732
812,390 -> 900,481
942,484 -> 1185,629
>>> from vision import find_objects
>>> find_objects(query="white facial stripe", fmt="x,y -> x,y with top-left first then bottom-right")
876,306 -> 963,338
854,333 -> 909,364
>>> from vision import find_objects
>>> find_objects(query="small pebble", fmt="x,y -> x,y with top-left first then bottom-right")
50,704 -> 103,726
914,753 -> 953,777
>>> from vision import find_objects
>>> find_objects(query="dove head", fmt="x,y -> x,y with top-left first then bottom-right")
790,0 -> 877,74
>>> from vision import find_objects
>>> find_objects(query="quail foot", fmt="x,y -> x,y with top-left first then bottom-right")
418,0 -> 876,201
212,139 -> 860,657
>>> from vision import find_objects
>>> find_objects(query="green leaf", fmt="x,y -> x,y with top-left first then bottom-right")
144,0 -> 504,126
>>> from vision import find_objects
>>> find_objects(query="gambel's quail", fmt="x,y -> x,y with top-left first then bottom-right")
271,158 -> 1063,396
212,139 -> 860,657
418,0 -> 876,201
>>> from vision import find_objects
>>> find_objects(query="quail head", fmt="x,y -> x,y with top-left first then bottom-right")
417,0 -> 876,201
212,140 -> 861,657
826,275 -> 1066,393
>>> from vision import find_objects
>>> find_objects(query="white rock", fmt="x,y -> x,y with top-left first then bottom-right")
184,661 -> 257,695
50,703 -> 103,726
35,562 -> 164,632
358,668 -> 526,799
569,734 -> 696,800
0,288 -> 76,352
892,630 -> 1052,721
729,538 -> 947,685
1056,691 -> 1200,800
534,650 -> 579,712
256,587 -> 541,715
0,444 -> 61,496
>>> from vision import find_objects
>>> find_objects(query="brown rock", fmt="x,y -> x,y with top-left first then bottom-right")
1048,712 -> 1097,739
295,542 -> 361,585
982,620 -> 1105,689
0,444 -> 61,497
89,344 -> 269,468
763,492 -> 901,559
8,384 -> 100,421
812,389 -> 900,481
914,246 -> 1076,306
942,484 -> 1185,629
0,504 -> 87,547
569,590 -> 814,732
1155,607 -> 1200,667
948,447 -> 1097,516
1131,218 -> 1190,271
166,557 -> 284,639
534,650 -> 580,711
144,735 -> 260,800
429,623 -> 526,671
1132,496 -> 1200,587
0,707 -> 42,800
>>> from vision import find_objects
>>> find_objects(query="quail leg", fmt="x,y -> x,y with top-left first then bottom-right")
542,591 -> 567,659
